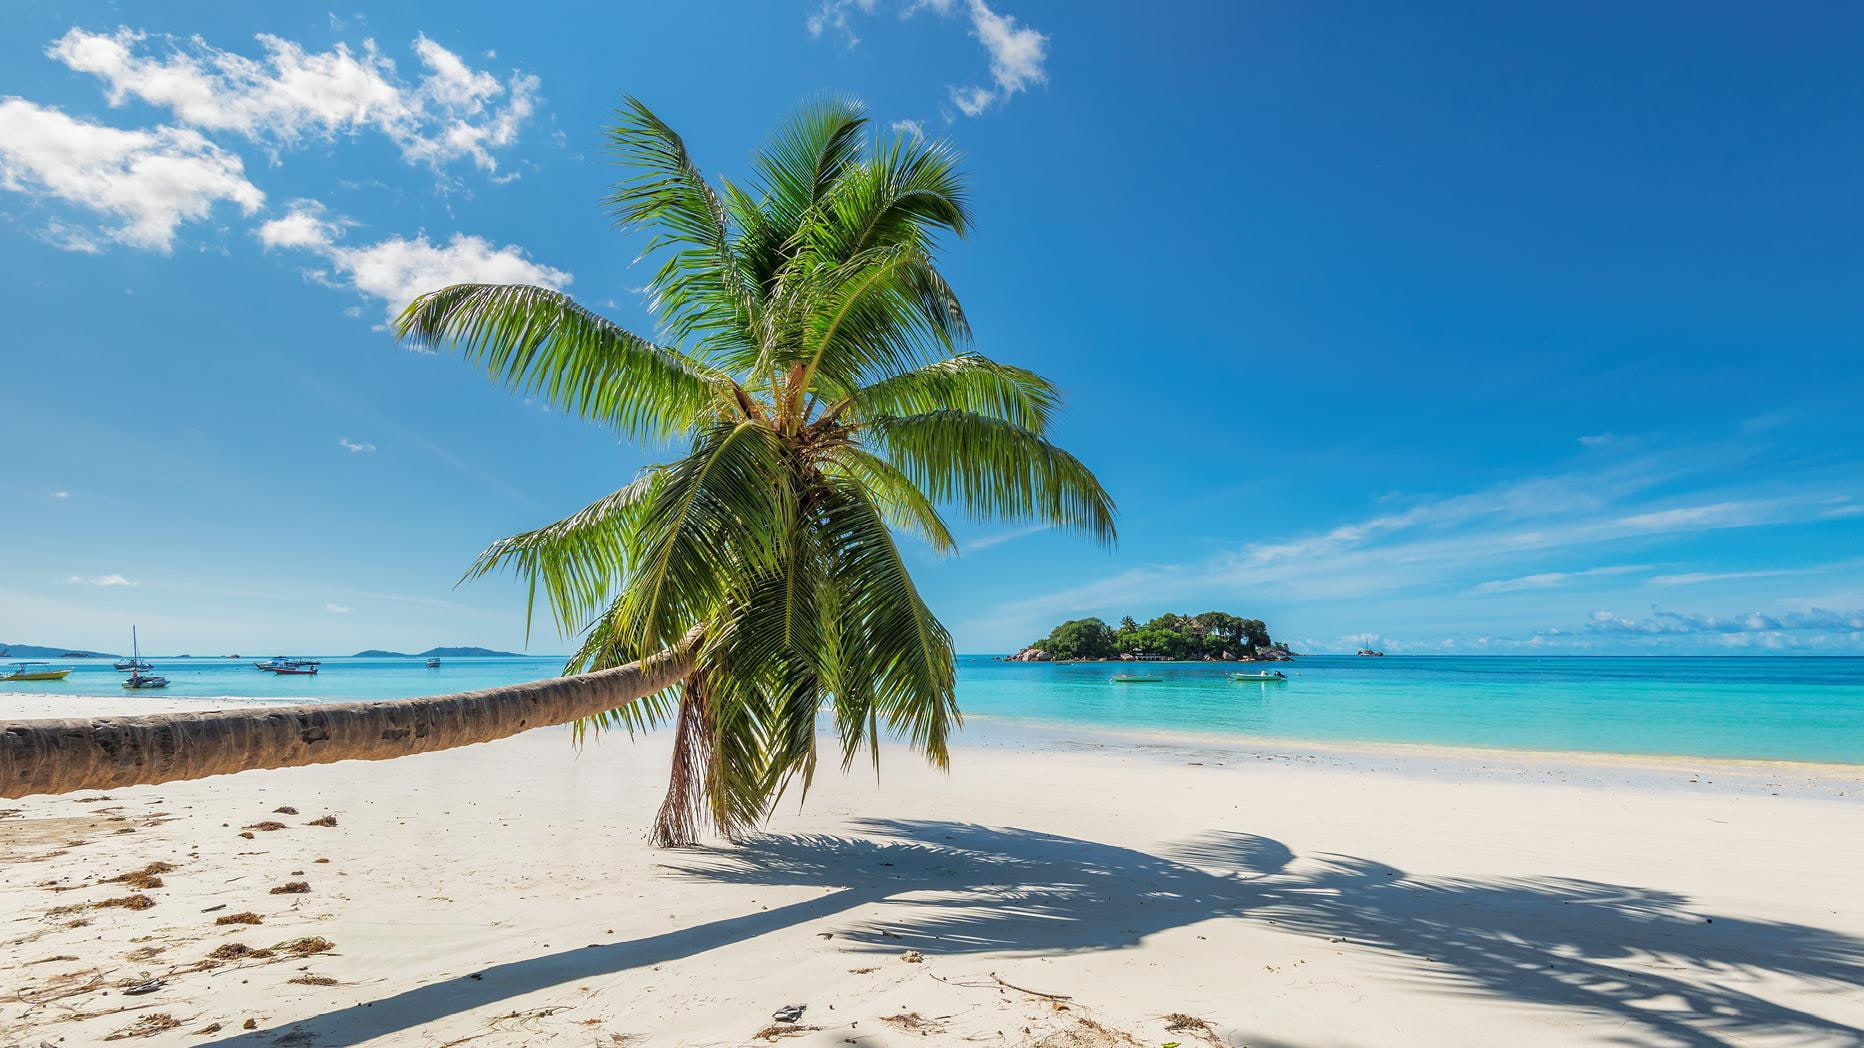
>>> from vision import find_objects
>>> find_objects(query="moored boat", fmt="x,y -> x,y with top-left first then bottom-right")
2,662 -> 73,682
120,628 -> 169,688
426,657 -> 442,668
1109,674 -> 1163,683
113,657 -> 152,671
271,664 -> 319,675
1232,670 -> 1287,682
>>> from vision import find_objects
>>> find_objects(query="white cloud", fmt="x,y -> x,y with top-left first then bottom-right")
51,490 -> 71,499
0,97 -> 263,252
960,0 -> 1047,110
47,27 -> 539,174
949,85 -> 997,117
1578,432 -> 1616,447
890,118 -> 926,139
325,602 -> 352,614
1471,564 -> 1649,595
259,201 -> 571,323
66,573 -> 135,587
810,0 -> 1048,116
338,436 -> 376,453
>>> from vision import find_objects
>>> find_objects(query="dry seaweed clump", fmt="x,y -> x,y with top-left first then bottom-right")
753,1024 -> 822,1041
1163,1013 -> 1222,1045
276,936 -> 336,957
306,815 -> 338,827
881,1012 -> 947,1034
104,1012 -> 181,1040
289,974 -> 339,986
96,894 -> 156,910
273,806 -> 300,815
107,862 -> 177,889
215,911 -> 264,925
270,881 -> 311,895
209,942 -> 275,961
243,821 -> 287,832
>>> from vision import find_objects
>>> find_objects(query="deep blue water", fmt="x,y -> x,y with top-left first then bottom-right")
7,654 -> 1861,764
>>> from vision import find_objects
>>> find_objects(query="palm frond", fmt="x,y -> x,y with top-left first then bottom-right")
817,477 -> 958,765
869,410 -> 1118,546
618,419 -> 792,652
603,98 -> 761,358
395,283 -> 722,441
841,353 -> 1058,432
822,447 -> 956,554
462,472 -> 660,641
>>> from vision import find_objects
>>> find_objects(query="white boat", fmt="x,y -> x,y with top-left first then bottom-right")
121,627 -> 168,689
1231,670 -> 1287,682
425,657 -> 442,668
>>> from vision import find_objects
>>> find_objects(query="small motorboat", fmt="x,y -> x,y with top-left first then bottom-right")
1231,671 -> 1288,682
123,671 -> 170,689
271,664 -> 319,675
425,657 -> 442,668
1109,674 -> 1163,683
2,662 -> 73,682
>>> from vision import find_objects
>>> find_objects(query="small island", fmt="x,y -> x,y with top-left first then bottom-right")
1010,611 -> 1294,663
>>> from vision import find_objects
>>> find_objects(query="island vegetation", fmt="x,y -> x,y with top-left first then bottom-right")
1013,611 -> 1292,662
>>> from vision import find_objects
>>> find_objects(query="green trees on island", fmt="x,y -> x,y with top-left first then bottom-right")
1028,611 -> 1281,661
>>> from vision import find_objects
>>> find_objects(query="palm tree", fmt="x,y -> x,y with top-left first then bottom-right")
398,97 -> 1114,844
0,99 -> 1114,845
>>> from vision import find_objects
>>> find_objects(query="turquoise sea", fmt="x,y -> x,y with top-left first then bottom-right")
7,655 -> 1863,765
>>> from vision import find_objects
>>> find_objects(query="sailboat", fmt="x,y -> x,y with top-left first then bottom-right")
121,627 -> 169,690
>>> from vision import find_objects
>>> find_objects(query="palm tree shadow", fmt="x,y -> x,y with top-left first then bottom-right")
215,819 -> 1861,1047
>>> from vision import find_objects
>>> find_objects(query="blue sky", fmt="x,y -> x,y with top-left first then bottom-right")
2,2 -> 1862,656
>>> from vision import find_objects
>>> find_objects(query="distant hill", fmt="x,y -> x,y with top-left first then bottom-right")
0,642 -> 119,658
352,646 -> 527,658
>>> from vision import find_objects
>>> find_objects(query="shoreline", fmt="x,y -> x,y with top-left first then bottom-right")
8,690 -> 1861,783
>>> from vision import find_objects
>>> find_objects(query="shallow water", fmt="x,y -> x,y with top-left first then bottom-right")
954,655 -> 1864,764
9,654 -> 1861,765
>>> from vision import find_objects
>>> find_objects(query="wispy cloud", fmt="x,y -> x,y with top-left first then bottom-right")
962,433 -> 1864,649
338,436 -> 376,453
963,523 -> 1051,553
325,602 -> 352,614
51,490 -> 70,499
66,573 -> 135,587
1471,564 -> 1650,595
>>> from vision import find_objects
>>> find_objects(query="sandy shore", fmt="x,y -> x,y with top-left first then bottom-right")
2,694 -> 1860,1046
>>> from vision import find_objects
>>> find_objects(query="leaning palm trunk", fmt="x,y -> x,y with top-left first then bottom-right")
0,641 -> 694,798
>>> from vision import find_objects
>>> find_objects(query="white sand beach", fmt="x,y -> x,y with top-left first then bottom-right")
2,693 -> 1860,1047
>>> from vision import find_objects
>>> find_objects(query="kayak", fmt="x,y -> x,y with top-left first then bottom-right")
1109,675 -> 1163,683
